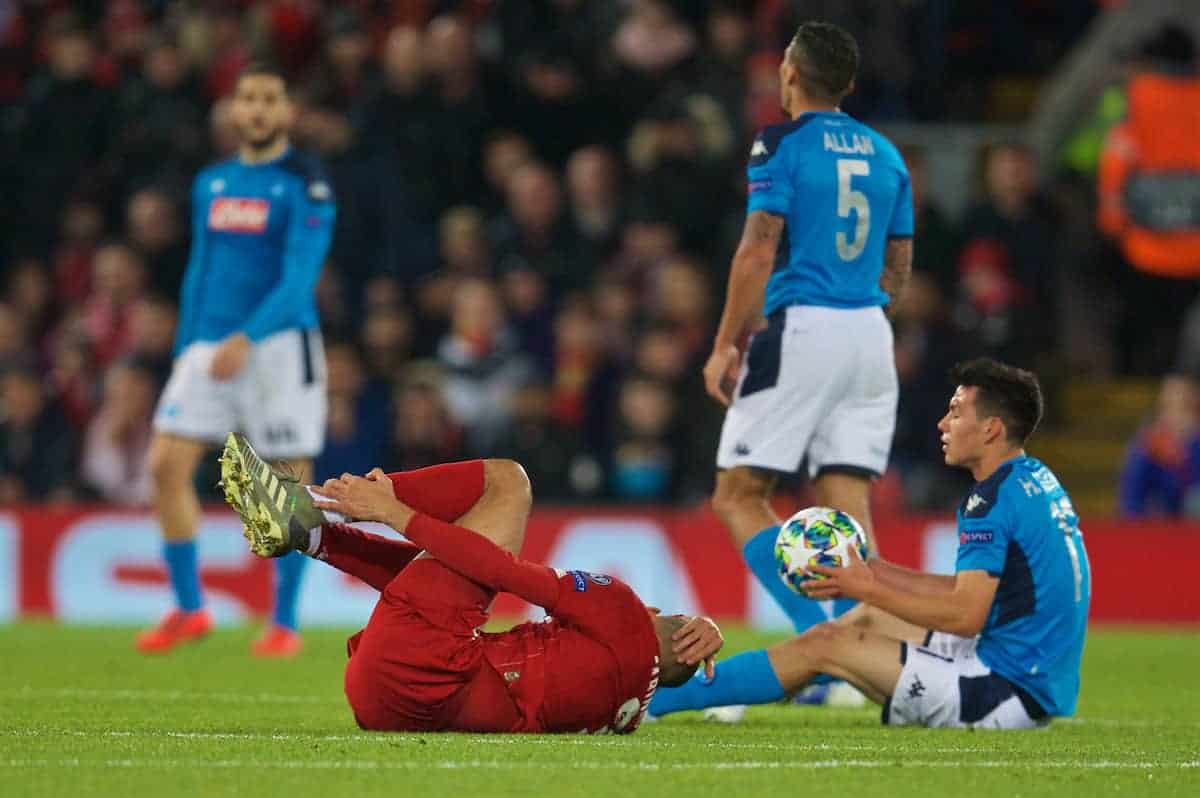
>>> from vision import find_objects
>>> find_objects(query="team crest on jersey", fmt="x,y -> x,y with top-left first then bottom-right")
209,198 -> 270,233
587,573 -> 612,586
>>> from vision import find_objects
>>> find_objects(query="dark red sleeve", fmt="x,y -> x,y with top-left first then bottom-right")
403,513 -> 562,609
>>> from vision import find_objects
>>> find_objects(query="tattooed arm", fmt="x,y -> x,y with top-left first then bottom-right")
703,210 -> 785,405
880,238 -> 913,319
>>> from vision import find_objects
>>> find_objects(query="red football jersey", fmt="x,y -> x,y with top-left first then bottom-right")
480,571 -> 661,734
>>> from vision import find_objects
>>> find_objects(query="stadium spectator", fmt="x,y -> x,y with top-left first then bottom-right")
566,146 -> 624,268
125,294 -> 177,387
109,33 -> 207,200
51,199 -> 105,307
608,375 -> 681,501
15,14 -> 112,253
491,162 -> 581,294
901,146 -> 960,297
491,380 -> 593,501
436,278 -> 535,455
125,188 -> 187,299
387,367 -> 465,471
957,142 -> 1058,359
951,238 -> 1038,368
81,242 -> 146,369
4,258 -> 57,357
1119,375 -> 1200,518
79,357 -> 157,505
438,206 -> 492,277
424,14 -> 491,207
480,130 -> 535,211
304,10 -> 375,112
0,364 -> 78,503
0,304 -> 27,367
360,305 -> 414,384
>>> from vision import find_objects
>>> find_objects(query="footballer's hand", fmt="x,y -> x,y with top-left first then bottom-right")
703,344 -> 741,406
313,468 -> 414,528
672,615 -> 724,680
209,333 -> 252,381
802,545 -> 875,601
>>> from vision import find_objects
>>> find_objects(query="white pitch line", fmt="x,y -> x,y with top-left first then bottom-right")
0,686 -> 341,705
2,758 -> 1198,772
0,729 -> 998,755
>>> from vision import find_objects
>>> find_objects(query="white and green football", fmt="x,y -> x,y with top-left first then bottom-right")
775,506 -> 870,593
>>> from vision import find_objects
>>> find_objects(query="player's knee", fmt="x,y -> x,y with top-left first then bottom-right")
794,621 -> 848,669
483,459 -> 531,510
711,469 -> 771,523
148,441 -> 190,491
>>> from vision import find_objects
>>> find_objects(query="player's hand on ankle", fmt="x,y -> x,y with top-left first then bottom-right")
312,470 -> 411,528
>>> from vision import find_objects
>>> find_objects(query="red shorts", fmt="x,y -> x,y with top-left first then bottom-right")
343,557 -> 515,732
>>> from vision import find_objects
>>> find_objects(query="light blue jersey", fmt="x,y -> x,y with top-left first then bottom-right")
956,455 -> 1091,717
746,111 -> 912,315
176,147 -> 336,352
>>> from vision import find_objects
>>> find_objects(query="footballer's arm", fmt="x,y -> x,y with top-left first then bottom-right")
869,558 -> 956,598
703,210 -> 785,405
880,238 -> 912,318
807,551 -> 997,638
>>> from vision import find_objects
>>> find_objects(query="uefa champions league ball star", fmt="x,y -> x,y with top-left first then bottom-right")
775,507 -> 870,593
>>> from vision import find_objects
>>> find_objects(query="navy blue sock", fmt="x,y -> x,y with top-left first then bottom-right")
164,540 -> 203,612
272,551 -> 307,631
648,649 -> 785,717
743,525 -> 830,634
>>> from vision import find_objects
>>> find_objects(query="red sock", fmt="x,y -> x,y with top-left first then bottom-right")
316,523 -> 421,592
386,460 -> 485,522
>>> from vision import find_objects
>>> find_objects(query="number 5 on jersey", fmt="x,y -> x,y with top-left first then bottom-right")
836,159 -> 871,261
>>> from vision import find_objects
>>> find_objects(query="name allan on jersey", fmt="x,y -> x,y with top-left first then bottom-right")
823,131 -> 876,156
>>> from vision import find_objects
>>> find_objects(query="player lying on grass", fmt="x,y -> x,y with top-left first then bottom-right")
219,437 -> 723,733
650,358 -> 1091,729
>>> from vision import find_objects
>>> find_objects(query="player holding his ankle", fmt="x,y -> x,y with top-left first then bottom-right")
219,434 -> 723,733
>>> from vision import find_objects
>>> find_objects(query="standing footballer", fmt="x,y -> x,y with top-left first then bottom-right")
705,22 -> 913,636
136,63 -> 335,657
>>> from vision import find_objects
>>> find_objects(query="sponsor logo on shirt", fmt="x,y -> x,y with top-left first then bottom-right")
965,494 -> 987,514
748,179 -> 772,193
208,198 -> 270,233
750,139 -> 768,158
960,530 -> 994,545
587,573 -> 612,586
570,571 -> 588,592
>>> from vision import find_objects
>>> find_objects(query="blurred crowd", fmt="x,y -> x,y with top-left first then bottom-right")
0,1 -> 1138,512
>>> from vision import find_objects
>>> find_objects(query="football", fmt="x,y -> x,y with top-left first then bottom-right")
775,506 -> 870,593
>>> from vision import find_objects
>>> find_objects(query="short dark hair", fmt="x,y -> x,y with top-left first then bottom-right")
787,22 -> 859,103
236,61 -> 288,88
949,358 -> 1044,444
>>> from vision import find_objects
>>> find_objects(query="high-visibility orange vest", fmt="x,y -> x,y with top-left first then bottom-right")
1098,73 -> 1200,278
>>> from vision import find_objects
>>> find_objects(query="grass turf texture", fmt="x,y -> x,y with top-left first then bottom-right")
2,623 -> 1197,797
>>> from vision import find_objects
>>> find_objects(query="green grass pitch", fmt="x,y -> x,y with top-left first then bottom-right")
2,623 -> 1197,797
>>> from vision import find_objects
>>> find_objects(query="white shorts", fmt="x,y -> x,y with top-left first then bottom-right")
154,328 -> 327,460
716,305 -> 897,478
884,632 -> 1049,730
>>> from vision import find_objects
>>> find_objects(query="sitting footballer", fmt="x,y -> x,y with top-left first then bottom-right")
219,437 -> 724,734
650,358 -> 1091,729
